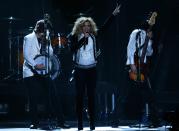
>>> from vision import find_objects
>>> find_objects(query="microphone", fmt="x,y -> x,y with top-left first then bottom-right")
44,13 -> 50,22
46,29 -> 50,40
85,37 -> 88,43
83,32 -> 89,49
44,13 -> 53,29
43,13 -> 53,40
84,31 -> 89,40
84,32 -> 89,43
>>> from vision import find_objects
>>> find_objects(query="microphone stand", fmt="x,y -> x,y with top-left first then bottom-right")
43,15 -> 63,127
136,31 -> 151,127
135,30 -> 142,83
44,17 -> 51,77
136,31 -> 144,128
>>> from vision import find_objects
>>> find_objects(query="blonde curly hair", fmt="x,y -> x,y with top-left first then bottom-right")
71,17 -> 98,36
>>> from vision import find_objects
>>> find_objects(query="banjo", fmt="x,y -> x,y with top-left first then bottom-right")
32,32 -> 61,80
33,53 -> 60,80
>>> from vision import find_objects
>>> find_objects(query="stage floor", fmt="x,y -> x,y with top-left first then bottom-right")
0,119 -> 172,131
0,126 -> 171,131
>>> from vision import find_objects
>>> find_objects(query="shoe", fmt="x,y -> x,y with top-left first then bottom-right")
90,121 -> 95,130
78,122 -> 83,130
90,126 -> 95,130
40,125 -> 53,130
78,125 -> 83,130
58,123 -> 71,129
29,124 -> 38,129
90,125 -> 95,130
148,119 -> 161,128
111,120 -> 119,128
78,126 -> 83,130
148,123 -> 161,128
129,123 -> 143,128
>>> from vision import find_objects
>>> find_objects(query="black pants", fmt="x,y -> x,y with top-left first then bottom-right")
126,79 -> 156,120
113,75 -> 159,125
24,75 -> 64,125
75,67 -> 96,128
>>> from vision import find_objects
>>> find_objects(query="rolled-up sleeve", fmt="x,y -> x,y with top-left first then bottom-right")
23,37 -> 36,67
126,30 -> 137,65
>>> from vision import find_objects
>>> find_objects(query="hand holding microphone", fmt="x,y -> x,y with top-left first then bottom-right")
82,32 -> 89,49
84,32 -> 89,38
84,32 -> 89,46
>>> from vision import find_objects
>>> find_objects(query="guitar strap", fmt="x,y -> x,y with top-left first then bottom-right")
141,36 -> 150,63
135,30 -> 149,61
135,30 -> 143,81
135,30 -> 141,57
25,62 -> 38,75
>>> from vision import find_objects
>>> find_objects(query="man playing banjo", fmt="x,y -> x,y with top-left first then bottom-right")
23,16 -> 69,129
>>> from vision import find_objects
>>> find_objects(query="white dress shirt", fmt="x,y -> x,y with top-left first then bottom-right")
76,34 -> 96,66
126,29 -> 153,65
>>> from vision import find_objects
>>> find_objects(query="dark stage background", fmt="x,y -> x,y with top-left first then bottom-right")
0,0 -> 179,122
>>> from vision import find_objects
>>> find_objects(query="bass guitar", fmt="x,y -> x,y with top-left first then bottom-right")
129,11 -> 157,82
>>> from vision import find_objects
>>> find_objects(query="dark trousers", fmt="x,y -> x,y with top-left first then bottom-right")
24,75 -> 64,125
112,75 -> 159,125
127,79 -> 154,118
75,67 -> 96,129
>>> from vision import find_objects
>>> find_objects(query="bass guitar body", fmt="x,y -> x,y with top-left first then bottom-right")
129,70 -> 145,82
129,56 -> 148,82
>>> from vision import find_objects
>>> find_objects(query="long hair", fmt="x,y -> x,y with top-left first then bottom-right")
139,21 -> 150,31
71,17 -> 98,36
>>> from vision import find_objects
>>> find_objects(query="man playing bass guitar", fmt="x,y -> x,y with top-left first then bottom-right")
125,12 -> 161,127
127,12 -> 157,82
